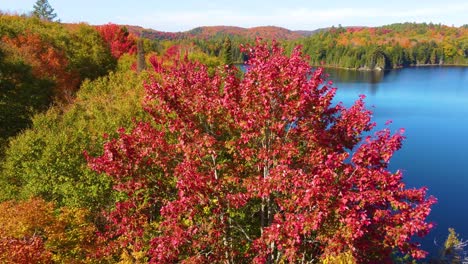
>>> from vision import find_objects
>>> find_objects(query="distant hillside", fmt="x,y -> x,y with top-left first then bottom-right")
125,25 -> 314,40
119,22 -> 468,70
124,25 -> 375,41
297,22 -> 468,69
126,25 -> 181,40
187,26 -> 303,39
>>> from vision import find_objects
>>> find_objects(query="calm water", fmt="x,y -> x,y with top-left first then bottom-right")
327,66 -> 468,256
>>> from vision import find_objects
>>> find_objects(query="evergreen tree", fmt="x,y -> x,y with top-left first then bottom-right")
223,37 -> 233,66
32,0 -> 58,21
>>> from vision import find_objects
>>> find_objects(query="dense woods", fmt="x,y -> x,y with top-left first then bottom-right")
0,10 -> 467,263
295,23 -> 468,69
128,22 -> 468,70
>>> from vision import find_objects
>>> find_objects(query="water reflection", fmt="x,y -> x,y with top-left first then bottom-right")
322,68 -> 387,95
331,66 -> 468,258
237,64 -> 468,258
322,67 -> 386,84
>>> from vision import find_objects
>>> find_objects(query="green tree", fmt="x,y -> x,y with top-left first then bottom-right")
0,15 -> 118,157
0,69 -> 148,212
0,41 -> 54,158
32,0 -> 58,21
223,37 -> 233,66
67,23 -> 117,80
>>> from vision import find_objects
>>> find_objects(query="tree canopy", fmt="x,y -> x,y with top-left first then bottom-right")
87,41 -> 436,263
0,14 -> 117,158
32,0 -> 58,21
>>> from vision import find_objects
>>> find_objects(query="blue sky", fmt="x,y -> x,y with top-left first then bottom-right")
2,0 -> 467,32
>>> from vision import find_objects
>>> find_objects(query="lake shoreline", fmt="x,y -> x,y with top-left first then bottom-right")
311,63 -> 468,71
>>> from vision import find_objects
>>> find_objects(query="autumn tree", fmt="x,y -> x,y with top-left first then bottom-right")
2,33 -> 80,102
88,41 -> 435,263
0,69 -> 146,211
32,0 -> 58,21
0,43 -> 53,156
97,24 -> 136,59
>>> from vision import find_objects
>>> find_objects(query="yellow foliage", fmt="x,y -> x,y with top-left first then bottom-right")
321,251 -> 356,264
0,197 -> 55,238
445,228 -> 461,250
119,248 -> 147,264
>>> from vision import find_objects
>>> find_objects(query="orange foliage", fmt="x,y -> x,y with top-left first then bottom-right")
0,198 -> 99,263
331,24 -> 467,49
2,32 -> 80,102
0,198 -> 54,263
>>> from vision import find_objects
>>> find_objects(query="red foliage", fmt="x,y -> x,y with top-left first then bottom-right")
163,45 -> 180,59
97,23 -> 136,59
0,198 -> 54,263
148,55 -> 163,73
346,27 -> 366,33
88,40 -> 435,263
0,236 -> 51,264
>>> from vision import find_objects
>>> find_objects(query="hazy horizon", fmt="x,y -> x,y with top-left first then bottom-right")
2,0 -> 467,32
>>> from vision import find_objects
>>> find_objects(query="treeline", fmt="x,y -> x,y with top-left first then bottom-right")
192,36 -> 249,63
138,22 -> 468,70
290,23 -> 468,70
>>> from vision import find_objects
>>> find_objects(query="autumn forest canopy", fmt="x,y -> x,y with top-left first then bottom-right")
0,3 -> 467,263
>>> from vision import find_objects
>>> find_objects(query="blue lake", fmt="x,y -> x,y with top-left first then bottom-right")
327,66 -> 468,257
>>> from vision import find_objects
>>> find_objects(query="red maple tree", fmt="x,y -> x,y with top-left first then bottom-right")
88,41 -> 435,263
97,23 -> 136,59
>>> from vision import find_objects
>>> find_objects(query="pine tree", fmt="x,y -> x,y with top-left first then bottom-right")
223,37 -> 233,66
32,0 -> 58,21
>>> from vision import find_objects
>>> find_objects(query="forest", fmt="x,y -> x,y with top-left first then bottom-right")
295,23 -> 468,69
127,22 -> 468,70
0,5 -> 467,263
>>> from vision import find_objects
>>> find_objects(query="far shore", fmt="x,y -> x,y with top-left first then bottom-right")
310,63 -> 468,71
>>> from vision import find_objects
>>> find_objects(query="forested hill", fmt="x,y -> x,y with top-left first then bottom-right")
125,25 -> 314,40
293,23 -> 468,69
126,23 -> 468,70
